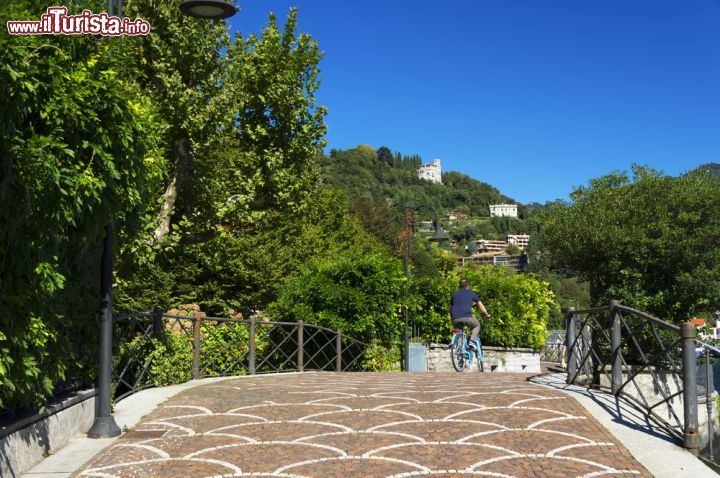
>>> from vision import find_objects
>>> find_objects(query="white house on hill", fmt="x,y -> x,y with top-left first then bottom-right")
418,159 -> 442,184
489,203 -> 518,218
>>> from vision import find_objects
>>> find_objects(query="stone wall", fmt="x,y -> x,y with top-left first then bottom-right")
0,390 -> 96,477
426,343 -> 541,373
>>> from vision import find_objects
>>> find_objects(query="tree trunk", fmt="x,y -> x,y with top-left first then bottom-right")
154,138 -> 191,243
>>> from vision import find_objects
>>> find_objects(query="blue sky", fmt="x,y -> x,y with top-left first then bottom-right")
229,1 -> 720,203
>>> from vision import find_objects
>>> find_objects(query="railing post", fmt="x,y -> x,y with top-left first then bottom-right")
336,331 -> 342,372
152,307 -> 164,339
610,300 -> 622,394
192,313 -> 201,380
681,321 -> 699,454
297,321 -> 304,372
705,347 -> 714,460
249,317 -> 256,375
581,320 -> 592,378
565,307 -> 577,384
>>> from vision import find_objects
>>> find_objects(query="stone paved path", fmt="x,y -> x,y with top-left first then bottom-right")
74,372 -> 652,477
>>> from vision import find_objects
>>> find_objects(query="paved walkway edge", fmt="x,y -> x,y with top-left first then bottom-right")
20,372 -> 310,478
531,373 -> 717,478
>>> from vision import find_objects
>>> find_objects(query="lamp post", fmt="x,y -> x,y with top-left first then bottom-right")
402,205 -> 448,372
87,0 -> 237,439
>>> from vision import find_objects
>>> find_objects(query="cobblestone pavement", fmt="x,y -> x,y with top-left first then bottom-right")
74,372 -> 652,477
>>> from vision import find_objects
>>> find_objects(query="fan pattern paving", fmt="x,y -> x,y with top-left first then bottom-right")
74,372 -> 652,477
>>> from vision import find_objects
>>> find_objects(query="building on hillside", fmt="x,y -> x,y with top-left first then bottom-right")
475,239 -> 507,253
417,159 -> 442,183
489,203 -> 518,218
457,253 -> 528,272
507,234 -> 530,249
444,210 -> 468,221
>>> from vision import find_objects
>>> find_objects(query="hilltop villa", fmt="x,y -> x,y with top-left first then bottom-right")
417,159 -> 442,184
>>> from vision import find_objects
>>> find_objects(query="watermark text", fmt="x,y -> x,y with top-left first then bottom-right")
7,7 -> 150,36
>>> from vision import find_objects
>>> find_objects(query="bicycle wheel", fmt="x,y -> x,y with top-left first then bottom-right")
451,334 -> 466,372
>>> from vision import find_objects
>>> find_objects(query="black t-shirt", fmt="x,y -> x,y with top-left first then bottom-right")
450,288 -> 480,320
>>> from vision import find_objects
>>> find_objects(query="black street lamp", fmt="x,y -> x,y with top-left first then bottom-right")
402,204 -> 448,372
179,0 -> 238,20
87,0 -> 237,439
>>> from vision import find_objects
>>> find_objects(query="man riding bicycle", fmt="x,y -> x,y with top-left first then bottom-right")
449,279 -> 489,351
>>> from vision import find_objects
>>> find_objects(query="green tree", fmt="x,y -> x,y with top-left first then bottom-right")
0,1 -> 165,409
540,166 -> 720,319
114,0 -> 233,243
349,197 -> 402,252
377,146 -> 393,167
505,244 -> 521,256
131,7 -> 328,241
116,8 -> 328,314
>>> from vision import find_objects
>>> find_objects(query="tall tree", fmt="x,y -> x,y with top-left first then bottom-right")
220,9 -> 327,222
116,8 -> 328,312
116,0 -> 233,243
377,146 -> 393,167
540,166 -> 720,319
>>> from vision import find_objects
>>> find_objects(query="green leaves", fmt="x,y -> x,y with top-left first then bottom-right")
33,262 -> 65,294
411,266 -> 552,349
540,166 -> 720,320
0,1 -> 165,411
268,252 -> 405,347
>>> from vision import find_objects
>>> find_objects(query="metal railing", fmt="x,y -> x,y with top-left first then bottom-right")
697,342 -> 720,468
112,311 -> 369,402
541,329 -> 566,362
565,301 -> 700,453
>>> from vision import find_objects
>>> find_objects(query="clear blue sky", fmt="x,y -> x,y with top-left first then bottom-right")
229,1 -> 720,204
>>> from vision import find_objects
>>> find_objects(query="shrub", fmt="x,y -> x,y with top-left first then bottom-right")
267,252 -> 405,347
362,341 -> 401,372
200,321 -> 249,376
410,266 -> 553,349
115,328 -> 193,395
460,266 -> 552,349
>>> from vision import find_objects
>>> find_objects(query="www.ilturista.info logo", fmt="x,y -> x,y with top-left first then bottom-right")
7,7 -> 150,36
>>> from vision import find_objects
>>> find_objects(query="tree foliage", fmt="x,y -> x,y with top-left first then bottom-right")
116,189 -> 377,315
0,2 -> 327,410
409,265 -> 553,348
270,252 -> 553,351
0,1 -> 167,410
540,166 -> 720,319
267,252 -> 406,347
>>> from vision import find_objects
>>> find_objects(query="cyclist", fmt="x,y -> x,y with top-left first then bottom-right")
449,279 -> 489,352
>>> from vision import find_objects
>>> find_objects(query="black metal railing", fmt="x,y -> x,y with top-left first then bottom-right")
112,312 -> 369,402
565,301 -> 700,453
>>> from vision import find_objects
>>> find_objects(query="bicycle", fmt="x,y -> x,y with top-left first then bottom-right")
450,326 -> 484,372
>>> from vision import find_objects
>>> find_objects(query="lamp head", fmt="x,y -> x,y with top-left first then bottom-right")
429,221 -> 448,242
179,0 -> 237,19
